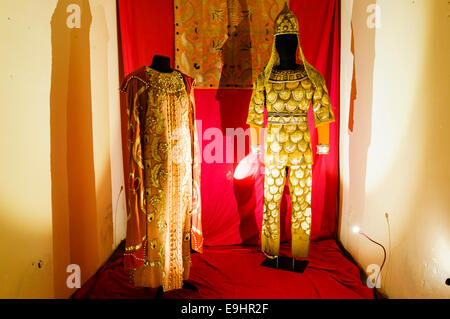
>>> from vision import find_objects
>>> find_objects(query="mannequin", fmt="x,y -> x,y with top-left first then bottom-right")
259,33 -> 310,272
274,34 -> 300,71
122,52 -> 202,296
250,34 -> 330,158
247,4 -> 335,273
149,54 -> 173,73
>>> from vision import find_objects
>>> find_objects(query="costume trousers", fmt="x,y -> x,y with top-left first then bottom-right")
262,164 -> 312,258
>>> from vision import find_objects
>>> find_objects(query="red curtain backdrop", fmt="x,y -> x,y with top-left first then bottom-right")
118,0 -> 340,247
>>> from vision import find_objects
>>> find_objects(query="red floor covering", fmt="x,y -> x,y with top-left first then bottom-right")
73,239 -> 373,299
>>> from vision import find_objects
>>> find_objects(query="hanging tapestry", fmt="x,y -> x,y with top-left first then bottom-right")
174,0 -> 287,88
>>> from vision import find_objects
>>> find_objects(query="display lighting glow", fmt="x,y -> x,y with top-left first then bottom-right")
233,153 -> 261,180
352,225 -> 360,233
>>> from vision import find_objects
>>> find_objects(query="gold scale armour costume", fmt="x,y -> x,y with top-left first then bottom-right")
246,4 -> 335,258
121,66 -> 203,292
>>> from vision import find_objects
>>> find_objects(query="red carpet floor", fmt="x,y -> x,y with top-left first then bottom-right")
73,239 -> 373,299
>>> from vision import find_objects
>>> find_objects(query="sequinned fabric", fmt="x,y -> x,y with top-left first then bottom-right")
263,164 -> 312,258
121,66 -> 203,292
247,3 -> 335,258
247,67 -> 335,167
248,66 -> 333,258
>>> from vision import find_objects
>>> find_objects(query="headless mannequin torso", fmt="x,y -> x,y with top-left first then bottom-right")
258,34 -> 309,272
250,34 -> 304,148
273,34 -> 301,71
250,34 -> 329,152
150,55 -> 173,73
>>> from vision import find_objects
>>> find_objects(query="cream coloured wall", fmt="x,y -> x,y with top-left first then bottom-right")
0,0 -> 55,299
340,0 -> 450,298
90,0 -> 126,274
0,0 -> 126,298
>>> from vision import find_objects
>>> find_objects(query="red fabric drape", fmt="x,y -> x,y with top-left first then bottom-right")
118,0 -> 340,247
73,241 -> 373,299
291,0 -> 341,240
118,0 -> 174,75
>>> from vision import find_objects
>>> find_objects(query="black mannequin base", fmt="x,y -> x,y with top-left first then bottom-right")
261,256 -> 309,273
155,281 -> 198,299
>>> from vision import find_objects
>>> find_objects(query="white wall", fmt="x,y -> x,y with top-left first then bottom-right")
340,0 -> 450,298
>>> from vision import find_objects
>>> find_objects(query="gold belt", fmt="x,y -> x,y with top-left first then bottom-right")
267,112 -> 308,125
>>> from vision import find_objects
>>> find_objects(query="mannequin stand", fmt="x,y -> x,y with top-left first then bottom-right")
155,281 -> 198,299
261,256 -> 309,273
258,34 -> 310,275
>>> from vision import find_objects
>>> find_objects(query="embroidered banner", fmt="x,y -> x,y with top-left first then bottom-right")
174,0 -> 287,88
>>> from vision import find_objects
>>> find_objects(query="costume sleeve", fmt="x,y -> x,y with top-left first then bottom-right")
312,82 -> 335,128
189,82 -> 204,254
246,75 -> 265,128
121,77 -> 148,270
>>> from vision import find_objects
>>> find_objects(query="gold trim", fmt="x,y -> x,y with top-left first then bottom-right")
145,67 -> 185,93
317,144 -> 330,155
125,235 -> 147,252
121,76 -> 149,93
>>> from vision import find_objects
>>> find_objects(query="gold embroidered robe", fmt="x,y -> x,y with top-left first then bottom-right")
121,66 -> 203,291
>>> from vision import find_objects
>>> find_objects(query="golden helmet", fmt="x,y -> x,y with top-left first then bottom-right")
273,3 -> 299,36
